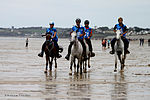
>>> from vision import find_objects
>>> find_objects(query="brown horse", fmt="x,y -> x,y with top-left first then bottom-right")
44,35 -> 63,73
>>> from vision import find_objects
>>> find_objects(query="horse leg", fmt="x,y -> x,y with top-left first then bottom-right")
55,57 -> 57,69
118,54 -> 123,71
121,54 -> 126,71
88,56 -> 91,68
50,57 -> 53,71
77,60 -> 79,74
80,59 -> 82,74
84,59 -> 87,73
69,56 -> 73,75
74,58 -> 76,73
45,55 -> 48,73
48,57 -> 51,71
114,54 -> 117,72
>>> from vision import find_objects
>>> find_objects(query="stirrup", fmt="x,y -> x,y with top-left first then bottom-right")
65,54 -> 70,60
125,50 -> 130,54
109,50 -> 114,54
57,54 -> 62,58
38,52 -> 43,57
91,52 -> 95,57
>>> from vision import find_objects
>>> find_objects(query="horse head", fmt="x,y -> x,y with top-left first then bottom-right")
46,34 -> 52,41
71,31 -> 77,42
116,30 -> 121,40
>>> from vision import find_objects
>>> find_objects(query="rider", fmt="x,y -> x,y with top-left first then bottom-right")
84,20 -> 95,57
65,18 -> 87,60
110,17 -> 130,54
38,22 -> 62,58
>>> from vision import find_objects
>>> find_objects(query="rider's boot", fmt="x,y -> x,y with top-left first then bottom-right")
125,49 -> 130,54
56,47 -> 62,58
109,49 -> 115,54
38,51 -> 44,57
109,45 -> 115,54
38,42 -> 46,57
90,51 -> 95,57
57,53 -> 62,58
65,42 -> 73,60
65,54 -> 70,60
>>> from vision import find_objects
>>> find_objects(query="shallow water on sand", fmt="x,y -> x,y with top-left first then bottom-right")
0,37 -> 150,100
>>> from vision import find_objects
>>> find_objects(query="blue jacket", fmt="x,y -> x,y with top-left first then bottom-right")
72,26 -> 84,40
84,27 -> 92,39
114,24 -> 127,37
46,28 -> 58,42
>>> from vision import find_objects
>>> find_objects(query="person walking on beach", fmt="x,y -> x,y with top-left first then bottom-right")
25,38 -> 29,47
148,39 -> 150,46
107,39 -> 110,48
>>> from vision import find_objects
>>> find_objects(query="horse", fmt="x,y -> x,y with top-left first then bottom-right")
69,31 -> 83,75
114,30 -> 126,72
44,34 -> 63,73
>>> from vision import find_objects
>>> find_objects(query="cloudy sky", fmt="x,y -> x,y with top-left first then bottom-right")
0,0 -> 150,28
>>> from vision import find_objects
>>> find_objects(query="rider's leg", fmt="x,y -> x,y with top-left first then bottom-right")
65,42 -> 74,60
85,39 -> 92,52
38,41 -> 46,57
110,38 -> 117,54
121,37 -> 130,54
78,39 -> 87,60
85,38 -> 95,57
53,40 -> 62,58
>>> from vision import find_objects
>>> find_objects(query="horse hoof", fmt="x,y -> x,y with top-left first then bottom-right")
49,70 -> 52,72
120,70 -> 124,72
84,70 -> 87,73
88,66 -> 91,68
114,70 -> 117,72
44,70 -> 47,73
69,73 -> 72,75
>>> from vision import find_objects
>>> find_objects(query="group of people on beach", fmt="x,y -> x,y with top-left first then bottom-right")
102,39 -> 111,49
37,17 -> 130,60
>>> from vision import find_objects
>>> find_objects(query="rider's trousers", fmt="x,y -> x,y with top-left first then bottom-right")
85,38 -> 93,52
41,40 -> 59,53
67,39 -> 86,55
111,36 -> 129,51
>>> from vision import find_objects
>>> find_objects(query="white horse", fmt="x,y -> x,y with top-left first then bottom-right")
114,30 -> 126,72
69,31 -> 83,75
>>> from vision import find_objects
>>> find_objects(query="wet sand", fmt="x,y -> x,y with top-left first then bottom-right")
0,37 -> 150,100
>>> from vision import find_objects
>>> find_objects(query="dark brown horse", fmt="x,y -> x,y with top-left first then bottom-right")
44,35 -> 63,73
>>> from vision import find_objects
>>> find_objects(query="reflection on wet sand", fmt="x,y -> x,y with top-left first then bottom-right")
44,71 -> 57,100
111,72 -> 128,100
68,73 -> 91,100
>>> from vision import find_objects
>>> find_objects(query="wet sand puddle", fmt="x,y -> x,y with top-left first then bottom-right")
0,37 -> 150,100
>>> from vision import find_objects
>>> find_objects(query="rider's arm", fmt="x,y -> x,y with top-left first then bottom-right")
88,29 -> 92,39
80,27 -> 85,37
121,26 -> 128,36
113,25 -> 117,33
52,29 -> 57,38
52,32 -> 57,38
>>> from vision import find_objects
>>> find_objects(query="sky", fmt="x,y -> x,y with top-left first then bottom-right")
0,0 -> 150,28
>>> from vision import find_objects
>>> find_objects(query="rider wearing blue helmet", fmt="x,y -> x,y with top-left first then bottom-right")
65,18 -> 87,60
38,22 -> 62,58
110,17 -> 130,54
